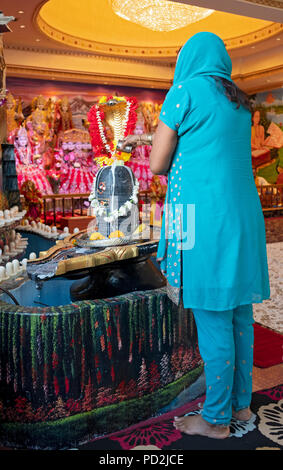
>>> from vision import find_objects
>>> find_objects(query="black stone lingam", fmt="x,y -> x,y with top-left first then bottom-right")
92,161 -> 139,237
67,160 -> 166,301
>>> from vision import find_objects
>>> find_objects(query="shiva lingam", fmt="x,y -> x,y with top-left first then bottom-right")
26,96 -> 165,300
86,95 -> 140,239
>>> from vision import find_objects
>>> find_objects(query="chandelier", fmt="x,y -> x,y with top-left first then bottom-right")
111,0 -> 214,32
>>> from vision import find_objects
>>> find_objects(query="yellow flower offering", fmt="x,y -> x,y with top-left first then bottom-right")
109,230 -> 125,239
98,96 -> 107,104
89,232 -> 105,241
116,151 -> 131,162
96,156 -> 115,167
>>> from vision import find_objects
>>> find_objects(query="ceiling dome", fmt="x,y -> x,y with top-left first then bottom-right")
36,0 -> 280,60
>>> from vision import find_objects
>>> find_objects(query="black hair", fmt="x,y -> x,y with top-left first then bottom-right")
211,75 -> 252,112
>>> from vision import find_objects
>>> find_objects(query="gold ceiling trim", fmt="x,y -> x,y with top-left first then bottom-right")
36,13 -> 180,58
225,22 -> 283,49
6,64 -> 172,89
233,62 -> 283,79
6,61 -> 283,94
4,43 -> 173,67
36,8 -> 283,57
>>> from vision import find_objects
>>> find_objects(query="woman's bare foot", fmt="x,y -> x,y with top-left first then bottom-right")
232,407 -> 252,421
173,414 -> 230,439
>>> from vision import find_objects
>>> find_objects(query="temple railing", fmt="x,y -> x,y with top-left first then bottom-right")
22,184 -> 283,227
36,190 -> 155,226
256,183 -> 283,212
40,193 -> 90,225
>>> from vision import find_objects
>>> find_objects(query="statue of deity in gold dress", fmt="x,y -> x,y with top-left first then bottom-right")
25,95 -> 52,159
53,96 -> 73,146
58,96 -> 73,132
5,92 -> 24,139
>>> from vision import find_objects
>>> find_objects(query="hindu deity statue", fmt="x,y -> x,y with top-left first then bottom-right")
87,95 -> 140,238
58,96 -> 73,133
52,96 -> 74,146
25,95 -> 52,159
20,180 -> 44,222
5,92 -> 24,139
125,108 -> 164,191
126,120 -> 153,191
88,95 -> 138,166
13,126 -> 53,195
55,128 -> 98,194
140,101 -> 162,135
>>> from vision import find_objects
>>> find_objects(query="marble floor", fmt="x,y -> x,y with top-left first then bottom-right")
252,216 -> 282,391
253,241 -> 282,333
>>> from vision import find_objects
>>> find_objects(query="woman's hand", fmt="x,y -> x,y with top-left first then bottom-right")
118,134 -> 153,150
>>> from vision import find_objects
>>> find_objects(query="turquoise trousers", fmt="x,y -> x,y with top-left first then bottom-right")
192,304 -> 254,426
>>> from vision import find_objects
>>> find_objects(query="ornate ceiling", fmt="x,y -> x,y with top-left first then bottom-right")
36,0 -> 279,57
1,0 -> 283,93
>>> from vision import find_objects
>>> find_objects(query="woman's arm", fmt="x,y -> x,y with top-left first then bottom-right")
149,121 -> 177,175
118,133 -> 153,150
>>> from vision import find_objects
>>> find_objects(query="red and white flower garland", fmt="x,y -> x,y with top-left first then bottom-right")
87,96 -> 138,162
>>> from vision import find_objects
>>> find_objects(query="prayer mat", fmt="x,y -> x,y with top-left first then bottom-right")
76,384 -> 283,451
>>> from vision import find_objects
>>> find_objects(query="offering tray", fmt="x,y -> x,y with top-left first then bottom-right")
26,230 -> 163,300
26,228 -> 164,301
75,231 -> 150,248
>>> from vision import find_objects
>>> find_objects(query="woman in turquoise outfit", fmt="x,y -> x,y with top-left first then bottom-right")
123,32 -> 270,439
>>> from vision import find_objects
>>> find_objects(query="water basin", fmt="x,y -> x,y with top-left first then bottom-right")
0,276 -> 73,307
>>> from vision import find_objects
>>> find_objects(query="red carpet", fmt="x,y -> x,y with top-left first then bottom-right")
253,322 -> 283,368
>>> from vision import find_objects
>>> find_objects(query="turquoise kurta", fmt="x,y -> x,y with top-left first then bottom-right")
157,32 -> 270,311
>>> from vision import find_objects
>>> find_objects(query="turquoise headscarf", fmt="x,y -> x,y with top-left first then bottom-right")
173,32 -> 233,85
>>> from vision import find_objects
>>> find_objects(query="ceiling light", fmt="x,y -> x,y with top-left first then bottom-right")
111,0 -> 214,32
18,10 -> 24,14
20,24 -> 26,28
